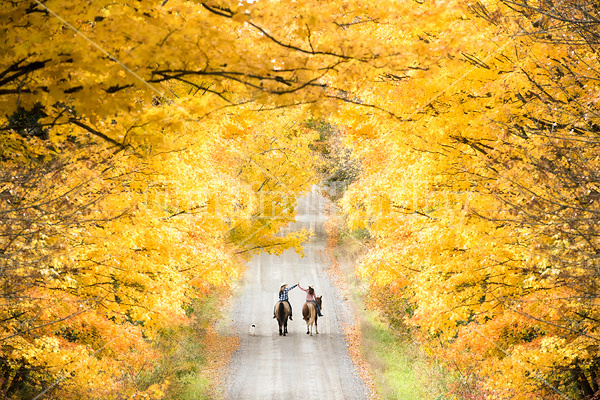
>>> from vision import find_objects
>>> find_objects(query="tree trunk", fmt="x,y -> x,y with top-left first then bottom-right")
574,366 -> 595,398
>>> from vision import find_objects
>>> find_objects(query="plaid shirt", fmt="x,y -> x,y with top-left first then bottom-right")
279,284 -> 297,301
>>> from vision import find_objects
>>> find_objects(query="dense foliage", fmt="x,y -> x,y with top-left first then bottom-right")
2,0 -> 600,399
338,1 -> 600,399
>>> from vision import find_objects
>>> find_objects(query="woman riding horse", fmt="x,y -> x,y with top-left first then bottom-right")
273,283 -> 297,320
298,283 -> 323,317
302,295 -> 322,336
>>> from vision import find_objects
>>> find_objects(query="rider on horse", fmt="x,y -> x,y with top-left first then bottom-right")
298,283 -> 323,317
273,283 -> 297,320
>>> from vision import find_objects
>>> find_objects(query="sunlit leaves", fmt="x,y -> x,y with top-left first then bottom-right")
338,1 -> 600,398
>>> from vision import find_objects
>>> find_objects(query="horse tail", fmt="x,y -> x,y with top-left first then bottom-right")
302,302 -> 310,321
278,301 -> 285,320
305,302 -> 315,324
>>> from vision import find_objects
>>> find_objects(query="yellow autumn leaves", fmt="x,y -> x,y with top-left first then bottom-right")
1,0 -> 334,396
3,0 -> 600,398
337,1 -> 600,398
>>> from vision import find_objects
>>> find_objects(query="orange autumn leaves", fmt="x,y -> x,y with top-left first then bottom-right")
1,0 -> 334,396
1,112 -> 321,397
338,1 -> 600,399
3,0 -> 600,399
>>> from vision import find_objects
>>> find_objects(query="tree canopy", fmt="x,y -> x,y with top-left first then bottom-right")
2,0 -> 600,399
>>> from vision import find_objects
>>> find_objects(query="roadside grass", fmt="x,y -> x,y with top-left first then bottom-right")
360,315 -> 423,399
358,313 -> 461,400
331,228 -> 467,400
172,373 -> 212,400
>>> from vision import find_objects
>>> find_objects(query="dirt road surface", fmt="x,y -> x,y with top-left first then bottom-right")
222,187 -> 369,400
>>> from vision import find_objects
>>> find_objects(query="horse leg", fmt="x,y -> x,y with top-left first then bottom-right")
315,316 -> 318,334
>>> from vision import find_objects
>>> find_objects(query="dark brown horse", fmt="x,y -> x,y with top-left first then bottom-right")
274,300 -> 291,336
302,296 -> 322,336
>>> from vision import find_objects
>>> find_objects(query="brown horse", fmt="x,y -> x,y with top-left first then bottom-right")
274,301 -> 291,336
302,296 -> 322,336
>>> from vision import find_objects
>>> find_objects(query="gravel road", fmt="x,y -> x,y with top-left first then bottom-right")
221,187 -> 369,400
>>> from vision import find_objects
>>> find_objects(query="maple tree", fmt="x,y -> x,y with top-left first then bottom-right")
3,0 -> 600,398
223,107 -> 318,257
338,1 -> 600,399
308,119 -> 362,202
0,0 -> 402,397
1,107 -> 321,398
